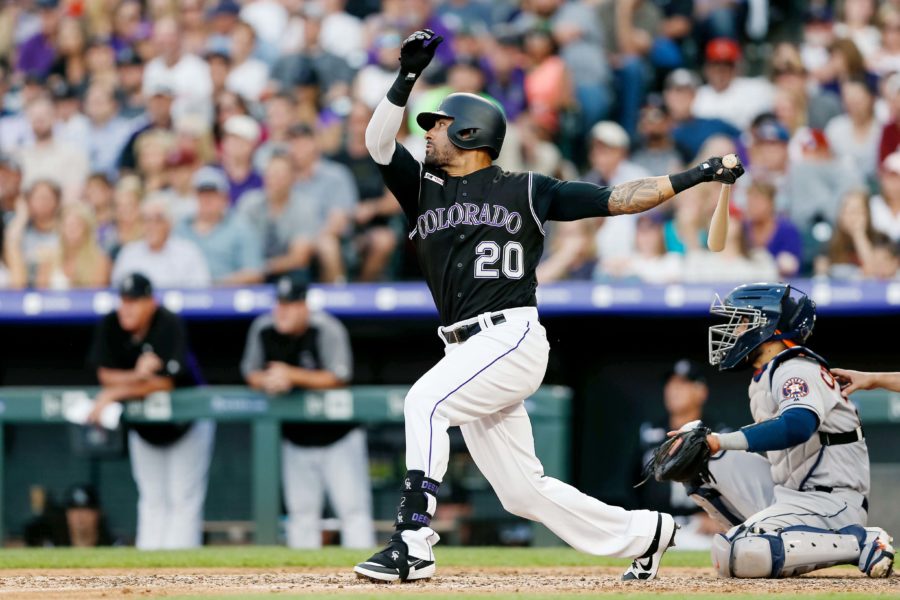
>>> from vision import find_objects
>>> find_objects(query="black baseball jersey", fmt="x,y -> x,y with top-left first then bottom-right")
240,312 -> 355,447
378,144 -> 614,325
88,306 -> 198,446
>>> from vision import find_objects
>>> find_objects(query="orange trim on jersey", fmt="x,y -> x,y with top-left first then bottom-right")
774,329 -> 798,348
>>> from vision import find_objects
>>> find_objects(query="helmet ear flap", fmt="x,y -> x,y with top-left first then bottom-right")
776,289 -> 816,344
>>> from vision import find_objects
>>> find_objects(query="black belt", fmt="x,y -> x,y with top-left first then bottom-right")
812,485 -> 869,512
443,314 -> 506,345
819,426 -> 864,446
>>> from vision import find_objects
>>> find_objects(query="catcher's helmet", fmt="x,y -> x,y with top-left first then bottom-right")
416,93 -> 507,159
708,283 -> 816,371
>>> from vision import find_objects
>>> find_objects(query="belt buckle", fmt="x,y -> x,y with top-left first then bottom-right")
447,327 -> 463,345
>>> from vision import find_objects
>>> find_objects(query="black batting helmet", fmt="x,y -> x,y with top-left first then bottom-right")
416,93 -> 507,159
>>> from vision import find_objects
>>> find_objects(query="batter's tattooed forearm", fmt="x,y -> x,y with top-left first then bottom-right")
607,177 -> 671,215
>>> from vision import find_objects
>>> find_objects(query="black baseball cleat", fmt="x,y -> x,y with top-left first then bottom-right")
354,532 -> 435,583
622,513 -> 678,581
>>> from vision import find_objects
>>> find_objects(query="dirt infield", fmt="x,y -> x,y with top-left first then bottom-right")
0,566 -> 897,598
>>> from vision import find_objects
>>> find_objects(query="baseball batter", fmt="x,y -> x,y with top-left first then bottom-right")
353,29 -> 744,583
682,283 -> 895,578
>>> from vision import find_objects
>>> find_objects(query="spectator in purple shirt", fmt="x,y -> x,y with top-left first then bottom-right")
16,0 -> 62,78
484,34 -> 527,123
744,180 -> 803,278
218,115 -> 263,206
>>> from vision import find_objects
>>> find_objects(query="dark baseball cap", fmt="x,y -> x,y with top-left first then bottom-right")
752,117 -> 790,143
208,0 -> 240,17
36,0 -> 60,10
287,123 -> 316,139
118,273 -> 153,298
275,276 -> 308,302
664,359 -> 706,384
65,484 -> 99,509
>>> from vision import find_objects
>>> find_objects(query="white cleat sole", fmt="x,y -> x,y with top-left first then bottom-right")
353,562 -> 435,583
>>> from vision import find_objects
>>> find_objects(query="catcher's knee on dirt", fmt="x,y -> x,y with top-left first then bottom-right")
394,470 -> 440,531
712,524 -> 866,578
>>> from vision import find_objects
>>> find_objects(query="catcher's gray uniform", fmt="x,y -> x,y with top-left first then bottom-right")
691,348 -> 884,578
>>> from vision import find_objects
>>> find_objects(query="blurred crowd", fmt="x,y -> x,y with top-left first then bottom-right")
1,0 -> 900,290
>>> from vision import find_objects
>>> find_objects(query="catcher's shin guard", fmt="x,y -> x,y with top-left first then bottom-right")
712,524 -> 867,578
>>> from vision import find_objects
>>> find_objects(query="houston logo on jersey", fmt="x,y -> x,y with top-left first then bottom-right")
782,377 -> 810,401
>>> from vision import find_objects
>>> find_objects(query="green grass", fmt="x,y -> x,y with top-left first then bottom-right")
0,546 -> 712,570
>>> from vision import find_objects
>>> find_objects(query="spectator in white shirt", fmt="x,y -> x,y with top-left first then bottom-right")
112,195 -> 211,288
824,78 -> 882,180
600,212 -> 684,284
692,38 -> 775,130
225,21 -> 270,103
142,16 -> 213,121
582,121 -> 650,264
870,152 -> 900,243
17,95 -> 88,204
319,0 -> 364,65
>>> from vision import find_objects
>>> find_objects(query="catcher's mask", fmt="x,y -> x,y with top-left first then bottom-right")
708,283 -> 816,371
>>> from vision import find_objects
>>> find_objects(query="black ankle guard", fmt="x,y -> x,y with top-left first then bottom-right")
394,470 -> 440,530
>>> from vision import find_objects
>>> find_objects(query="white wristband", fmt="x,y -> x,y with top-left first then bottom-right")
715,431 -> 749,451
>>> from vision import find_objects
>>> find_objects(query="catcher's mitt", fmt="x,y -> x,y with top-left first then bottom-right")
636,426 -> 716,487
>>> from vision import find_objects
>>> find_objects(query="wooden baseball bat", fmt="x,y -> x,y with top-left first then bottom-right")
707,184 -> 730,252
707,154 -> 737,253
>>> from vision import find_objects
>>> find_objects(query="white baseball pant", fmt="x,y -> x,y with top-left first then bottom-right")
281,427 -> 376,549
129,420 -> 215,549
403,307 -> 659,558
704,450 -> 868,530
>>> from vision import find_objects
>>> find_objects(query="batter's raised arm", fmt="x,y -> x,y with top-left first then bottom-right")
536,156 -> 744,221
607,156 -> 745,216
365,29 -> 443,165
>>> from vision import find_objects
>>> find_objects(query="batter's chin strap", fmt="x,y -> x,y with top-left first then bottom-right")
395,470 -> 440,531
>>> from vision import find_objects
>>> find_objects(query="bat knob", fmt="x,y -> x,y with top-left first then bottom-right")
722,154 -> 738,169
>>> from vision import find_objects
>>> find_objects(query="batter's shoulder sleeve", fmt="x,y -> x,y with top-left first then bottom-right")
366,97 -> 422,222
311,311 -> 353,383
240,314 -> 272,380
530,173 -> 612,222
771,357 -> 831,423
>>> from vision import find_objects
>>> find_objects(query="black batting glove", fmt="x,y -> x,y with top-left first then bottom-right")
669,155 -> 745,193
399,29 -> 444,81
698,156 -> 745,185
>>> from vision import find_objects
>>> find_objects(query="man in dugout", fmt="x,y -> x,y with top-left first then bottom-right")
240,275 -> 375,549
87,272 -> 214,549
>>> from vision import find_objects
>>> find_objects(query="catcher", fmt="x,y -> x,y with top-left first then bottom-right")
644,283 -> 895,578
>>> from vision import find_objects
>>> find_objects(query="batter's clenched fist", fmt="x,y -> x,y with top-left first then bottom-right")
400,29 -> 443,80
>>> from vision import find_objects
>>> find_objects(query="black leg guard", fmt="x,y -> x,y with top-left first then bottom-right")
395,470 -> 440,531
